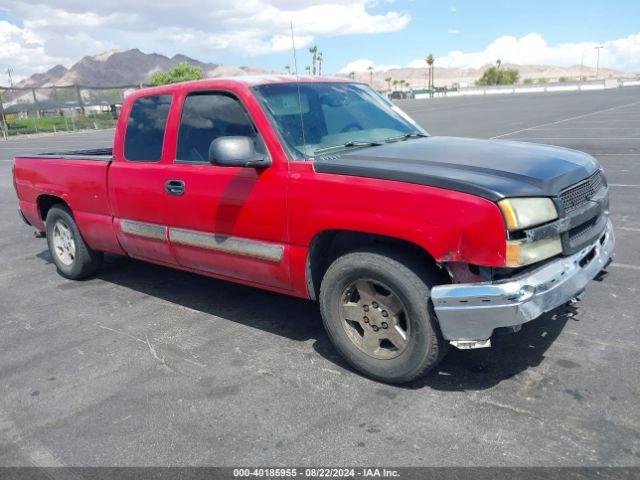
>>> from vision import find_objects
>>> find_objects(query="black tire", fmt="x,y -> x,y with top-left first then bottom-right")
319,247 -> 446,384
46,205 -> 103,279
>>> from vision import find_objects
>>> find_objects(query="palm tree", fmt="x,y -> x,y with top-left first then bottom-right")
385,76 -> 392,91
426,54 -> 435,90
367,65 -> 374,86
284,64 -> 291,74
349,71 -> 356,80
305,65 -> 311,75
392,79 -> 399,90
317,52 -> 323,76
495,59 -> 502,85
309,45 -> 318,75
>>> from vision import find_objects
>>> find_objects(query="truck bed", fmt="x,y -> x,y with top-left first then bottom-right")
13,150 -> 120,253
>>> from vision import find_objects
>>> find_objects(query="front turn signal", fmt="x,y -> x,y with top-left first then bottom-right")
506,236 -> 562,267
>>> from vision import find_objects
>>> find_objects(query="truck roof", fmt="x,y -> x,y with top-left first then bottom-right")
130,75 -> 355,98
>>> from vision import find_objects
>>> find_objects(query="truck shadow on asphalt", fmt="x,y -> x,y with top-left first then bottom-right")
37,250 -> 580,391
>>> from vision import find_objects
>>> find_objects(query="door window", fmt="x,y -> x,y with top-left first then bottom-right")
177,93 -> 256,163
124,94 -> 172,161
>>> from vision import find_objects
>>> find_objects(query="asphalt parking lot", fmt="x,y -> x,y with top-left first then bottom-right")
1,87 -> 639,467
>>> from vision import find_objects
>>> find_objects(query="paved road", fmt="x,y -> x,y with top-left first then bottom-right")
1,87 -> 639,467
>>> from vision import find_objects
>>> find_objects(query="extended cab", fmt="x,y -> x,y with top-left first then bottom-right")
13,77 -> 614,383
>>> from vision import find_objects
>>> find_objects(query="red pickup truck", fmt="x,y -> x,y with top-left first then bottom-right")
13,76 -> 614,383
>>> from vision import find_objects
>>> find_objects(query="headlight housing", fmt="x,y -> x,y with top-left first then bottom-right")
498,197 -> 561,267
498,197 -> 558,231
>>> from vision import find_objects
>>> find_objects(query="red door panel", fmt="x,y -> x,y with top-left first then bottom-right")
107,93 -> 176,265
163,163 -> 290,289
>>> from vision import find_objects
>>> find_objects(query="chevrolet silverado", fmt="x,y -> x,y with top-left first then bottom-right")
13,76 -> 614,383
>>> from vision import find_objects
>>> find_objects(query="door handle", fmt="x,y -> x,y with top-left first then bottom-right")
165,179 -> 185,196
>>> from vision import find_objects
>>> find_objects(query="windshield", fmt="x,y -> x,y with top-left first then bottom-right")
253,82 -> 426,158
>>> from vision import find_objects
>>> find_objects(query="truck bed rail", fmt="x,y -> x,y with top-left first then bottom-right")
22,148 -> 113,161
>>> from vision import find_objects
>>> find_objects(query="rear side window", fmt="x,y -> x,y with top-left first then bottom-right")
124,94 -> 172,161
177,93 -> 256,162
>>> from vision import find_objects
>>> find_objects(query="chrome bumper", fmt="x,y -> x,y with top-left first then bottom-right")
431,219 -> 614,345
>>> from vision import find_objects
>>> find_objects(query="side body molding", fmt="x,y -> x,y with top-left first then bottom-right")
117,219 -> 284,263
120,219 -> 167,241
169,228 -> 284,263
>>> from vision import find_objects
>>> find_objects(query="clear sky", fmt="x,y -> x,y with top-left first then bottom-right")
1,0 -> 639,83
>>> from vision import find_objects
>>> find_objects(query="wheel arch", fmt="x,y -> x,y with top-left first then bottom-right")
305,229 -> 441,301
37,194 -> 70,222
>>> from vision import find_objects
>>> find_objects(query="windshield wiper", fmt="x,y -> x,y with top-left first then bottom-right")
384,132 -> 428,143
314,140 -> 382,155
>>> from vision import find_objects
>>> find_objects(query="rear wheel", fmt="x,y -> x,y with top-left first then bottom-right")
46,205 -> 103,279
319,247 -> 446,384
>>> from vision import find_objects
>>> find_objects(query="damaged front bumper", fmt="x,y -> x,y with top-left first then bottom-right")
431,219 -> 614,348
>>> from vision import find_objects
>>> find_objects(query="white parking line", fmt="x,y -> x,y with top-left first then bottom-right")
609,184 -> 640,187
618,226 -> 640,232
611,262 -> 640,271
595,153 -> 640,156
503,137 -> 640,140
491,99 -> 640,139
532,127 -> 640,130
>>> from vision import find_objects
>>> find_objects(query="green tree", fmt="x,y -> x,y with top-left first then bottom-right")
538,78 -> 548,84
367,65 -> 374,85
309,45 -> 318,75
317,52 -> 323,75
523,78 -> 533,84
476,66 -> 519,86
559,76 -> 568,82
149,62 -> 203,86
285,64 -> 292,74
385,76 -> 392,90
426,54 -> 435,89
349,71 -> 356,80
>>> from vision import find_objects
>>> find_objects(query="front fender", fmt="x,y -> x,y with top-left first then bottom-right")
289,165 -> 507,267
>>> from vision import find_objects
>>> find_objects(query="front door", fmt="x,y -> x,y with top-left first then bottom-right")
109,93 -> 177,266
162,91 -> 290,290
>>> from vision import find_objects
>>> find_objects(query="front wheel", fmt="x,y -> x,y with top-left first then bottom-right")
46,205 -> 103,279
319,247 -> 446,384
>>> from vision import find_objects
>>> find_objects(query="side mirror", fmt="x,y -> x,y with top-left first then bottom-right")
208,136 -> 271,168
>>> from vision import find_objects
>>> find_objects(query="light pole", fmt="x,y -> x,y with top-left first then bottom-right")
6,67 -> 14,87
594,45 -> 603,79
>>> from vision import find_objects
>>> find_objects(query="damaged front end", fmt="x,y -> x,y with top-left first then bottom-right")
431,220 -> 614,349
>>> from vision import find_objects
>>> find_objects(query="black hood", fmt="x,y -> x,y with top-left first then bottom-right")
314,136 -> 600,201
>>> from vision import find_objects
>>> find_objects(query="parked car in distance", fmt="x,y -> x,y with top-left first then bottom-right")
13,76 -> 614,383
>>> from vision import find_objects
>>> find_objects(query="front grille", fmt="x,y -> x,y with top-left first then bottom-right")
559,170 -> 605,213
567,215 -> 606,251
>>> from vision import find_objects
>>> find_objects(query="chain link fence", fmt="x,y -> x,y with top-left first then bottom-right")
0,84 -> 142,139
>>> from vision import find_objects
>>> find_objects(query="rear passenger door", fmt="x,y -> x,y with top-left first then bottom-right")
109,93 -> 177,265
162,91 -> 290,289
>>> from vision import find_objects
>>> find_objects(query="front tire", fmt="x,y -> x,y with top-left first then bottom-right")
46,205 -> 103,279
319,247 -> 446,384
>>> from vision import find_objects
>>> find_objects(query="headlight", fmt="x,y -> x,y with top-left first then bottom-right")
506,236 -> 562,267
498,197 -> 558,231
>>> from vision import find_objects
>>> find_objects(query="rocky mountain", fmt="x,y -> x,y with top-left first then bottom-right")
17,64 -> 69,89
15,48 -> 273,88
13,48 -> 636,92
